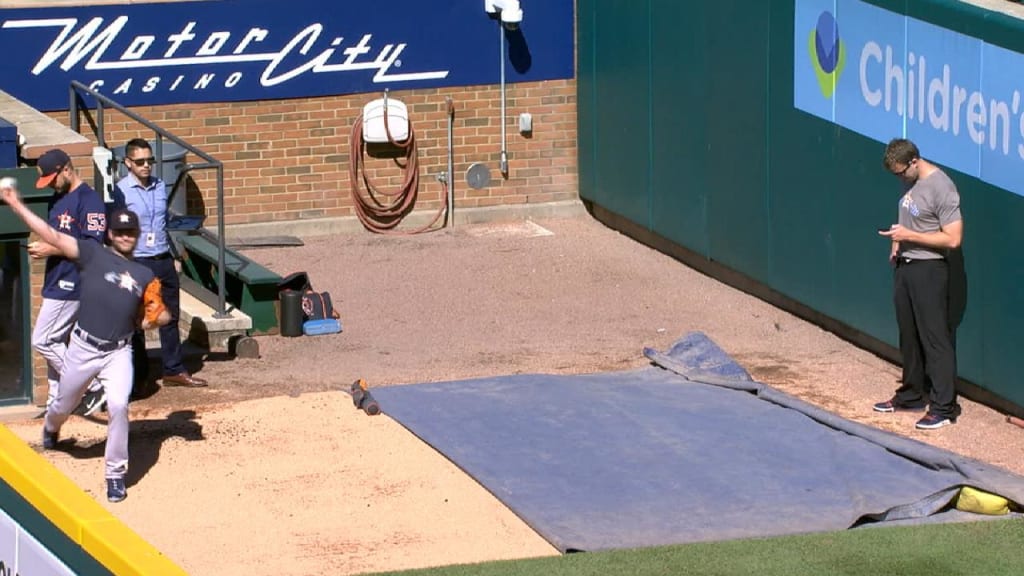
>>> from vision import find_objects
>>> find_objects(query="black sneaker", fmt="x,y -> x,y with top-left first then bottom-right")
73,388 -> 107,417
106,478 -> 127,503
42,428 -> 59,450
916,413 -> 955,430
873,399 -> 927,413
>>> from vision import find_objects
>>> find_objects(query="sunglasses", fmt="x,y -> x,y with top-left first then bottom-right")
892,159 -> 915,177
128,157 -> 156,167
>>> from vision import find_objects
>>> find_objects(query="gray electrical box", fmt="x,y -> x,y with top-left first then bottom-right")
518,112 -> 533,134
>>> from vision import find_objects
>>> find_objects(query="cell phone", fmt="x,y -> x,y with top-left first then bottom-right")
878,226 -> 891,232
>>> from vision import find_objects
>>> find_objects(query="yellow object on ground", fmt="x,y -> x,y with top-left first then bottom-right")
956,486 -> 1013,515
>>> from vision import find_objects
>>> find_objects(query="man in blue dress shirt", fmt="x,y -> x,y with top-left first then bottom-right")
112,139 -> 208,389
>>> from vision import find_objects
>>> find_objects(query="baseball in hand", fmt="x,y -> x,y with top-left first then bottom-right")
0,176 -> 16,191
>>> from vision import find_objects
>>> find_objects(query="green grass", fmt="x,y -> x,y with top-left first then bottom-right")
371,519 -> 1024,576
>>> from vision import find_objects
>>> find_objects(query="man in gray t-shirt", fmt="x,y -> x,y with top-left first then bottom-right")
874,138 -> 964,430
1,181 -> 171,503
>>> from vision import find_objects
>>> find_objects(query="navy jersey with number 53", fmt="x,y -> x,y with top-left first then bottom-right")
42,182 -> 106,300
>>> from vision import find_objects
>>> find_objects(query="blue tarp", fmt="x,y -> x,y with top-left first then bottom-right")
372,332 -> 1024,552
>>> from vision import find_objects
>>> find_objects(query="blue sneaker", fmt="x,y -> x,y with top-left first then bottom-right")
42,428 -> 59,450
106,478 -> 127,503
873,399 -> 927,413
916,413 -> 955,430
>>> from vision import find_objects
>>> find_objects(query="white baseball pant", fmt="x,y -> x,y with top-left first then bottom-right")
31,298 -> 79,407
45,327 -> 133,479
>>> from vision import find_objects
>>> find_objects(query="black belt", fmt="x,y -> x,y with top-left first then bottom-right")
73,326 -> 130,352
897,257 -> 944,267
136,252 -> 172,261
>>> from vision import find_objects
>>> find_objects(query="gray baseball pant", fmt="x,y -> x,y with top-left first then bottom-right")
32,298 -> 103,407
32,298 -> 79,407
45,328 -> 133,479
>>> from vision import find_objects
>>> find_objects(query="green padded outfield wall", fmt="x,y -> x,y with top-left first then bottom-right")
578,0 -> 1024,411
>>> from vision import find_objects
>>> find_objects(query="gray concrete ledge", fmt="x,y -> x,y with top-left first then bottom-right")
0,404 -> 42,423
0,91 -> 92,160
143,290 -> 253,352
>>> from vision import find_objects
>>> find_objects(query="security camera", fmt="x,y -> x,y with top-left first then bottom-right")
485,0 -> 523,30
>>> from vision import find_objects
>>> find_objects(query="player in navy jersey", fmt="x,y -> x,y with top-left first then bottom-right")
27,149 -> 108,415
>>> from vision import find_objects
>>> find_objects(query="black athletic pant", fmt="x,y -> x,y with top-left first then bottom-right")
892,258 -> 960,418
130,254 -> 185,392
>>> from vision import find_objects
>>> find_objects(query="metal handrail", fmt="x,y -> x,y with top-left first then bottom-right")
68,81 -> 229,318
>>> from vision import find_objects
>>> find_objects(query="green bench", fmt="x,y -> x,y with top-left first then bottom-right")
177,234 -> 281,334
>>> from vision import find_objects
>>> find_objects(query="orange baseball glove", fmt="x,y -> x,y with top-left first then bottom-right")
139,278 -> 166,327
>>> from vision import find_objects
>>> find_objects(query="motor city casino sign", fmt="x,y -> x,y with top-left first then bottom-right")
0,0 -> 575,111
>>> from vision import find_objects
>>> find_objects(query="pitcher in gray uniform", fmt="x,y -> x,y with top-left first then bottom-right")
2,180 -> 170,503
875,138 -> 964,430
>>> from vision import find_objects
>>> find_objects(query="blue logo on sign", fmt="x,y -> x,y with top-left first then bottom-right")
808,11 -> 844,98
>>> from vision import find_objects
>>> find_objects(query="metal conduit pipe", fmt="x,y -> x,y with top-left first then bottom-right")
499,24 -> 508,177
486,0 -> 521,177
446,96 -> 455,227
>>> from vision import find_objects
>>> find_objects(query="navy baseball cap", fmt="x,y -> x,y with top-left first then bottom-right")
109,209 -> 141,231
35,149 -> 71,189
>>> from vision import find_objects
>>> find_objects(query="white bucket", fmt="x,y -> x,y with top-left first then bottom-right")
362,98 -> 409,144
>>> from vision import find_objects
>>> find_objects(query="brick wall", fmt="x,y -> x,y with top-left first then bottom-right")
49,80 -> 578,227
